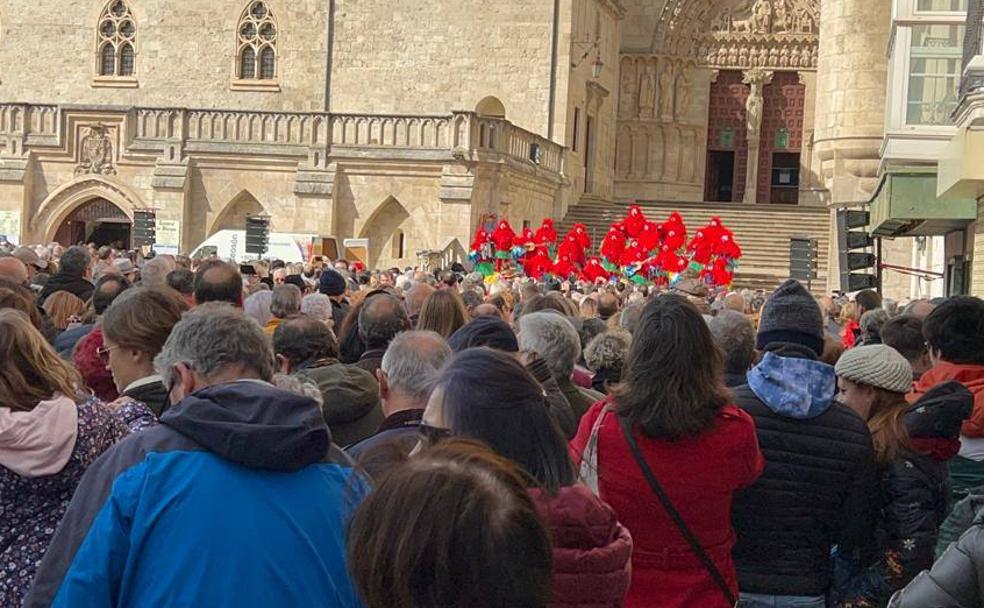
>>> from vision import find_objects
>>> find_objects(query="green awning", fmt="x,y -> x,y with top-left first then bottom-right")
869,168 -> 977,237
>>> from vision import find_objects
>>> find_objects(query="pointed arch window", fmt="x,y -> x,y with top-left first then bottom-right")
236,2 -> 278,82
94,0 -> 137,82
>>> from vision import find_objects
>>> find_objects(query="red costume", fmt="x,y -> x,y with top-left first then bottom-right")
600,224 -> 627,263
534,218 -> 557,248
470,227 -> 491,253
524,248 -> 554,280
619,240 -> 646,267
662,212 -> 688,251
571,223 -> 591,250
623,205 -> 647,238
716,228 -> 742,260
687,228 -> 715,267
638,221 -> 661,253
553,253 -> 578,280
582,257 -> 610,283
491,220 -> 517,254
513,227 -> 535,249
558,232 -> 587,268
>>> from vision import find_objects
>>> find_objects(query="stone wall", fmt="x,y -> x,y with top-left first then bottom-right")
329,0 -> 559,136
0,0 -> 329,112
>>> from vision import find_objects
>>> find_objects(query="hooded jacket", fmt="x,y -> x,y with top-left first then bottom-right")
0,395 -> 127,607
910,361 -> 984,439
732,344 -> 878,597
529,485 -> 633,608
888,524 -> 984,608
298,358 -> 382,447
24,380 -> 367,608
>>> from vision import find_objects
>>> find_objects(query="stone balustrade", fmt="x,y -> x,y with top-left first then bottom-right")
0,103 -> 564,175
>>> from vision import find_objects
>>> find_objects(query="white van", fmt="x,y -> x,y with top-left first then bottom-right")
189,230 -> 315,263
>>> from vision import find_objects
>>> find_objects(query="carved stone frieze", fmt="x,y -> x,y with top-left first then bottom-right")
75,124 -> 117,176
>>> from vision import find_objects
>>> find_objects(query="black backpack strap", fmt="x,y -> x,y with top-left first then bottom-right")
618,414 -> 737,607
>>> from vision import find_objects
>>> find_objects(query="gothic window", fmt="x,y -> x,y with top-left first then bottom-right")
96,0 -> 136,77
237,2 -> 278,80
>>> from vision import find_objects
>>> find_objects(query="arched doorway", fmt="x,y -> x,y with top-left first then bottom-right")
210,190 -> 265,236
359,196 -> 411,266
52,197 -> 131,247
475,96 -> 506,118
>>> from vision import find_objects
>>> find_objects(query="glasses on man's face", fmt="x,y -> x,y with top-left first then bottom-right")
417,423 -> 452,446
96,344 -> 121,365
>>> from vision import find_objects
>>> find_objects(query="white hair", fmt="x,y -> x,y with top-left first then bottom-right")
380,330 -> 451,403
518,312 -> 581,380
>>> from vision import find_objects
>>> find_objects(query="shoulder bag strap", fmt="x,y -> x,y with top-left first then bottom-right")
618,414 -> 737,607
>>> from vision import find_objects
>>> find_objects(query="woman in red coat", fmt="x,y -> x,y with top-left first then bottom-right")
571,295 -> 764,608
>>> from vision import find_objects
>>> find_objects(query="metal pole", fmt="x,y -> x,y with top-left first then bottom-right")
876,236 -> 883,296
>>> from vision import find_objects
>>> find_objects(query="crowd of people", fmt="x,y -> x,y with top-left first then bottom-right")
2,239 -> 984,607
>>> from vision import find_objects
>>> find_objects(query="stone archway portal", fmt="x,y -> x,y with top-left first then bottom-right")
52,197 -> 132,247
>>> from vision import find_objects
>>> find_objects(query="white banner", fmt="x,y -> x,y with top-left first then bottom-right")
154,219 -> 180,255
0,210 -> 21,246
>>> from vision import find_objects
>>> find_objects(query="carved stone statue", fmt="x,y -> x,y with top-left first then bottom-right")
751,0 -> 773,34
745,83 -> 764,137
659,60 -> 676,119
675,69 -> 693,121
620,69 -> 636,118
75,124 -> 116,176
774,0 -> 790,33
638,65 -> 657,118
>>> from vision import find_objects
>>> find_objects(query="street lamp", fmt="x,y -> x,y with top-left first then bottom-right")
572,36 -> 604,79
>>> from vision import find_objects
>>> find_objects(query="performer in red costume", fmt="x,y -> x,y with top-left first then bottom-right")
571,223 -> 591,250
491,219 -> 517,271
524,247 -> 554,280
553,252 -> 578,280
662,212 -> 688,251
581,256 -> 610,283
638,221 -> 661,253
534,218 -> 557,249
623,205 -> 647,238
558,230 -> 587,268
600,224 -> 626,265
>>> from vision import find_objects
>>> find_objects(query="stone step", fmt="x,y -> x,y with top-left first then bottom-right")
557,200 -> 831,294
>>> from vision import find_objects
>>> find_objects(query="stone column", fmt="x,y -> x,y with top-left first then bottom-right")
813,0 -> 891,292
742,69 -> 773,204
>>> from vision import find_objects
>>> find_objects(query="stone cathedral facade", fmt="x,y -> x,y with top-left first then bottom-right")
0,0 -> 898,289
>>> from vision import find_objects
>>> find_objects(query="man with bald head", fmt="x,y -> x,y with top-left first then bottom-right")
355,293 -> 411,375
902,298 -> 936,320
193,259 -> 243,307
0,256 -> 29,286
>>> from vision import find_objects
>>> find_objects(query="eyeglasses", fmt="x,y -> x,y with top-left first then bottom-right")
418,423 -> 452,446
96,344 -> 121,364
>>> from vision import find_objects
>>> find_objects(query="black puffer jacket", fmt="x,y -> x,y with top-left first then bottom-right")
880,382 -> 973,584
888,525 -> 984,607
732,343 -> 878,596
834,381 -> 975,606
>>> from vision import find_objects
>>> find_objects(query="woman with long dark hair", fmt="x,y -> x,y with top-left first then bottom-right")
571,294 -> 764,608
423,348 -> 632,607
416,289 -> 469,339
831,345 -> 972,607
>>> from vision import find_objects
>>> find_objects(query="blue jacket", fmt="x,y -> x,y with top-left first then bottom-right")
25,380 -> 367,608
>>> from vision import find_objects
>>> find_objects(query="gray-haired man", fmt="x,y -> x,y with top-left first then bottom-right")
27,303 -> 366,607
346,330 -> 451,469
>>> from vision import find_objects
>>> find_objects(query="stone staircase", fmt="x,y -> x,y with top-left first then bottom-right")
557,200 -> 831,293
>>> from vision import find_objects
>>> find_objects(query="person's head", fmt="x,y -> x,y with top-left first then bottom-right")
140,256 -> 175,289
155,303 -> 276,404
405,283 -> 435,319
835,344 -> 913,464
166,268 -> 195,304
243,290 -> 274,327
101,288 -> 188,392
358,293 -> 410,350
447,316 -> 519,353
881,315 -> 930,377
0,256 -> 28,285
723,292 -> 746,313
347,439 -> 553,608
902,298 -> 936,319
579,297 -> 599,319
97,245 -> 113,262
270,284 -> 302,319
461,289 -> 484,316
709,310 -> 756,376
579,317 -> 608,353
194,259 -> 243,307
859,308 -> 889,344
11,246 -> 47,279
378,331 -> 451,415
922,296 -> 984,366
92,273 -> 131,316
271,267 -> 287,286
619,300 -> 645,335
756,279 -> 824,356
584,329 -> 632,378
58,246 -> 91,279
471,303 -> 501,319
424,348 -> 575,493
416,289 -> 468,339
854,289 -> 882,317
272,313 -> 339,373
517,312 -> 581,382
300,293 -> 334,327
0,278 -> 44,332
0,309 -> 83,411
596,292 -> 619,320
612,294 -> 729,440
318,268 -> 347,299
42,291 -> 86,331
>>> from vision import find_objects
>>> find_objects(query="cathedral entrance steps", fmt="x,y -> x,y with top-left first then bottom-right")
557,201 -> 830,293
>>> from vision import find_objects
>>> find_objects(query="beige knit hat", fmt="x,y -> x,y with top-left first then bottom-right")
835,344 -> 913,394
